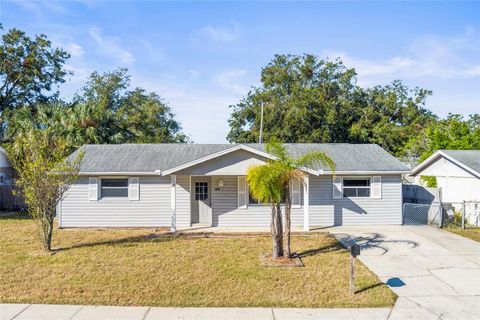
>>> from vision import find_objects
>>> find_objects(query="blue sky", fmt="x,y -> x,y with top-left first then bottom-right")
1,1 -> 479,143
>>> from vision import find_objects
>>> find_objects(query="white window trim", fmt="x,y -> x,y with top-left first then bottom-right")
342,176 -> 372,198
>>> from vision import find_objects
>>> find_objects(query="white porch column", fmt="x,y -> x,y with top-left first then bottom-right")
171,175 -> 177,233
303,175 -> 309,232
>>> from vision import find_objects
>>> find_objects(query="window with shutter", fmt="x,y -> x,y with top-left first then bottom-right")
333,176 -> 343,199
129,177 -> 140,201
88,177 -> 98,201
343,177 -> 371,198
291,178 -> 301,208
238,176 -> 247,209
372,176 -> 382,199
100,178 -> 128,198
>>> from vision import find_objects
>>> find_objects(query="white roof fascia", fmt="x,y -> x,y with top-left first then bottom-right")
409,151 -> 480,177
79,171 -> 162,176
321,170 -> 411,175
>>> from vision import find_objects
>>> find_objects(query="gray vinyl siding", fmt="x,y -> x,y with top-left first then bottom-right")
211,176 -> 303,227
175,175 -> 191,227
309,175 -> 402,226
60,176 -> 171,227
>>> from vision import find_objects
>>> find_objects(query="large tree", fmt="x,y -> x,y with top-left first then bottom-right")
405,113 -> 480,163
73,68 -> 188,144
0,25 -> 70,113
4,69 -> 188,148
350,80 -> 436,156
227,54 -> 436,157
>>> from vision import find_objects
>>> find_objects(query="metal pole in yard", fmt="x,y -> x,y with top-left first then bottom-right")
350,254 -> 355,295
259,102 -> 264,144
462,201 -> 465,230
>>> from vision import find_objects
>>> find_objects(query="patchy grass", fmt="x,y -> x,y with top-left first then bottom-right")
445,227 -> 480,242
0,213 -> 396,308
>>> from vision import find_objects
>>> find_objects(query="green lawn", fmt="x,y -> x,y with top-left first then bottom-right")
0,213 -> 396,308
445,227 -> 480,242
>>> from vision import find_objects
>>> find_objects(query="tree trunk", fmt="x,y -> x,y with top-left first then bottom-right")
39,212 -> 54,251
270,203 -> 284,259
284,184 -> 291,258
276,202 -> 284,257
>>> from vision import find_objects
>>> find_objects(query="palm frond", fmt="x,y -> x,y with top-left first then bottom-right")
295,151 -> 335,173
246,163 -> 283,204
265,140 -> 289,162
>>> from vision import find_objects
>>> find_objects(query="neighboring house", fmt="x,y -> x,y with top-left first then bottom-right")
59,143 -> 410,230
0,147 -> 25,211
410,150 -> 480,205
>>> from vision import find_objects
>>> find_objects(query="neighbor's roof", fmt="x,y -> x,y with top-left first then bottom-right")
410,150 -> 480,177
70,143 -> 411,175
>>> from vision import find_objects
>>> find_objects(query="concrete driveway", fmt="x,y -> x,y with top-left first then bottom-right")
329,225 -> 480,320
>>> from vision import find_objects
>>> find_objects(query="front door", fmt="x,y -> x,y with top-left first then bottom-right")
191,177 -> 212,225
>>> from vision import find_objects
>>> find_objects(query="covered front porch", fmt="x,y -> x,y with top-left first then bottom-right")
169,174 -> 310,232
162,146 -> 312,232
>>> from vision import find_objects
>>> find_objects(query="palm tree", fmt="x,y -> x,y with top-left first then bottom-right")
266,141 -> 335,258
247,162 -> 285,259
247,141 -> 335,260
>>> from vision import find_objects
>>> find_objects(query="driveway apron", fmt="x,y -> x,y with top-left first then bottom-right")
329,225 -> 480,320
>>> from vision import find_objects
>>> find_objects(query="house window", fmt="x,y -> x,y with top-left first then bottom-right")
195,182 -> 208,201
101,178 -> 128,198
343,177 -> 371,198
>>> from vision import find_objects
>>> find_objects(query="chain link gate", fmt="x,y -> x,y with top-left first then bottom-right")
403,203 -> 442,227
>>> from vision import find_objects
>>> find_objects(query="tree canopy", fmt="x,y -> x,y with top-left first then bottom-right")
1,26 -> 188,147
227,54 -> 438,158
0,24 -> 70,113
4,68 -> 188,149
405,114 -> 480,162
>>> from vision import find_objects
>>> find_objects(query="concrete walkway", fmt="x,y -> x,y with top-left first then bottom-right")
1,304 -> 392,320
329,225 -> 480,320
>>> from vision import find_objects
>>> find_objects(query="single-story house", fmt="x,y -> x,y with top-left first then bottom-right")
409,150 -> 480,206
59,143 -> 411,230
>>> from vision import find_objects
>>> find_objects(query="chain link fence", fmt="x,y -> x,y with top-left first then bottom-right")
442,201 -> 480,229
403,203 -> 443,227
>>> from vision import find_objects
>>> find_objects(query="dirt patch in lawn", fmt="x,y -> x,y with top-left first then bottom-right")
260,253 -> 304,267
0,213 -> 396,308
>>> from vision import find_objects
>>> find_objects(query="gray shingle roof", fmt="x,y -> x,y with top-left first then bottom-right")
441,150 -> 480,174
71,143 -> 410,174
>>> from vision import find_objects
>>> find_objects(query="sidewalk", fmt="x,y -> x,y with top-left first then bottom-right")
1,304 -> 392,320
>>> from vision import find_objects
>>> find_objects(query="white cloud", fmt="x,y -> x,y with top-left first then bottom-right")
11,0 -> 68,17
188,70 -> 200,80
64,42 -> 84,57
214,68 -> 249,94
89,27 -> 135,64
11,0 -> 41,16
195,23 -> 240,43
324,30 -> 480,87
